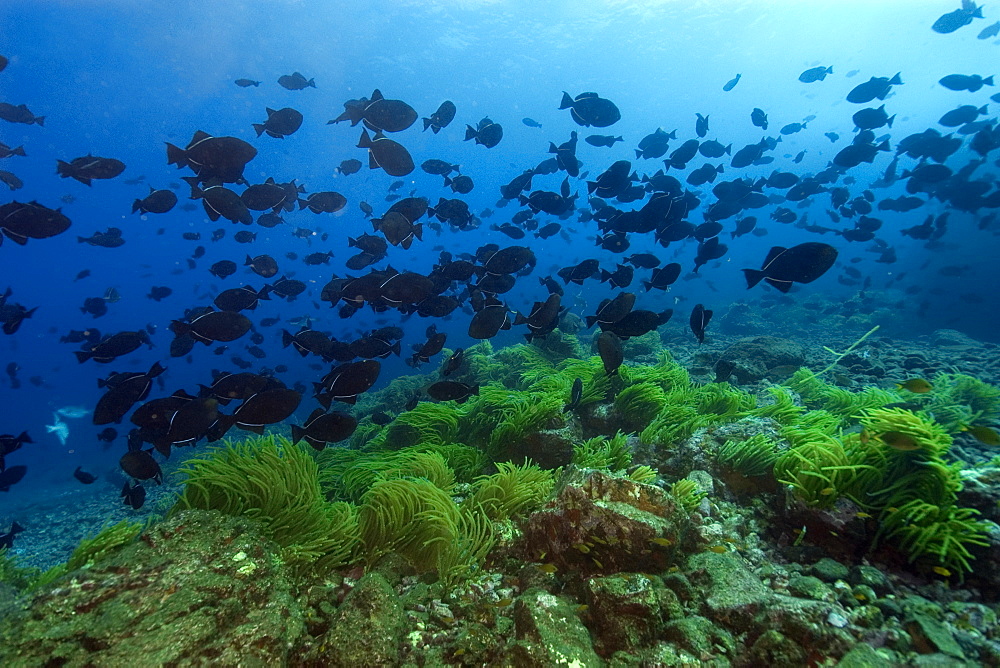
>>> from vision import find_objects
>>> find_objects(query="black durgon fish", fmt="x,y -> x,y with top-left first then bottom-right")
291,409 -> 358,450
315,359 -> 381,407
253,107 -> 303,138
938,74 -> 994,92
406,325 -> 447,368
357,129 -> 414,176
695,113 -> 709,138
166,131 -> 257,184
798,66 -> 833,83
0,521 -> 24,548
94,362 -> 166,425
78,227 -> 125,248
0,102 -> 44,126
210,260 -> 238,279
514,293 -> 561,342
234,78 -> 260,87
278,71 -> 315,90
191,184 -> 253,224
563,378 -> 583,412
465,117 -> 503,148
750,108 -> 768,130
689,304 -> 712,344
932,1 -> 984,33
742,242 -> 838,293
73,467 -> 97,484
245,254 -> 279,278
585,134 -> 623,147
332,89 -> 416,132
846,73 -> 902,103
423,100 -> 456,133
522,117 -> 542,128
75,330 -> 152,363
0,288 -> 37,334
121,481 -> 146,510
170,310 -> 251,344
468,301 -> 512,339
442,348 -> 465,376
299,191 -> 347,213
596,331 -> 624,376
427,380 -> 479,403
132,187 -> 177,214
635,128 -> 675,159
560,91 -> 621,127
120,448 -> 162,483
57,155 -> 125,185
337,159 -> 363,175
549,131 -> 580,177
722,73 -> 741,91
642,262 -> 681,291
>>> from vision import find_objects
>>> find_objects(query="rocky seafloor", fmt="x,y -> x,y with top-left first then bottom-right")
1,306 -> 1000,667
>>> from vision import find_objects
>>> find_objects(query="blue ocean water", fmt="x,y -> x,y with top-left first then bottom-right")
0,0 -> 997,554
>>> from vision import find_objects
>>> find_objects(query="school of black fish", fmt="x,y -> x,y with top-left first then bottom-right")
1,2 -> 999,528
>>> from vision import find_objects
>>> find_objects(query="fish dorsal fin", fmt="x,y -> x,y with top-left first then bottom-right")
578,92 -> 599,100
266,107 -> 276,115
191,130 -> 212,144
308,407 -> 325,423
762,246 -> 787,270
370,89 -> 384,101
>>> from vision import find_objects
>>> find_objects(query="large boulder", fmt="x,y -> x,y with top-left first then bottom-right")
714,336 -> 805,384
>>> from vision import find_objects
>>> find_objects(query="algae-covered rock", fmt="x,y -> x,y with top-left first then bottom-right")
662,614 -> 736,661
836,642 -> 895,667
849,564 -> 892,595
753,594 -> 856,660
906,613 -> 966,660
315,572 -> 406,667
746,629 -> 808,666
0,510 -> 304,667
714,336 -> 805,384
517,471 -> 695,578
811,557 -> 850,583
582,572 -> 681,656
787,574 -> 833,601
687,551 -> 771,631
509,588 -> 603,667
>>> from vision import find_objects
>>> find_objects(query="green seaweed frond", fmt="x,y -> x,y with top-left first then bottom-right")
747,386 -> 805,424
670,479 -> 706,512
716,434 -> 780,477
693,382 -> 756,422
629,465 -> 658,483
172,436 -> 359,574
876,499 -> 990,575
416,442 -> 488,484
465,461 -> 556,521
621,351 -> 690,391
858,407 -> 953,459
554,356 -> 612,406
773,432 -> 878,509
573,431 -> 632,472
0,549 -> 41,592
904,372 -> 1000,433
640,402 -> 704,447
370,401 -> 461,449
613,382 -> 667,429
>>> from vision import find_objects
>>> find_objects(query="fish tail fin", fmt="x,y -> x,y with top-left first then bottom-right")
12,146 -> 26,156
252,123 -> 265,137
889,72 -> 902,86
165,143 -> 186,167
585,315 -> 597,328
464,125 -> 477,141
34,116 -> 44,127
642,281 -> 653,291
742,268 -> 766,289
887,115 -> 895,128
290,424 -> 306,444
559,91 -> 574,109
131,199 -> 143,214
391,340 -> 401,356
984,75 -> 995,86
73,350 -> 92,364
635,149 -> 643,158
422,117 -> 431,131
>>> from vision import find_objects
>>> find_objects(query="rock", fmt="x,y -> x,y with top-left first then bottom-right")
905,613 -> 965,660
753,595 -> 856,660
836,642 -> 895,667
849,565 -> 892,596
509,589 -> 602,667
714,336 -> 805,384
932,329 -> 981,349
582,573 -> 681,656
662,615 -> 736,660
0,511 -> 305,666
517,471 -> 696,578
747,629 -> 808,666
788,574 -> 833,601
687,551 -> 772,632
319,572 -> 406,667
811,557 -> 850,583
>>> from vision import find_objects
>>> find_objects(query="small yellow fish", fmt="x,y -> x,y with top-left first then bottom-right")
897,378 -> 933,393
592,558 -> 604,569
963,425 -> 1000,446
820,486 -> 836,496
576,604 -> 589,613
933,566 -> 951,577
854,592 -> 867,601
650,537 -> 673,547
879,431 -> 921,451
492,598 -> 513,608
453,648 -> 466,657
538,563 -> 557,574
855,512 -> 872,519
707,545 -> 728,553
573,543 -> 591,554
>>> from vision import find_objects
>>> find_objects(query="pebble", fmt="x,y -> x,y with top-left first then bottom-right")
827,611 -> 849,628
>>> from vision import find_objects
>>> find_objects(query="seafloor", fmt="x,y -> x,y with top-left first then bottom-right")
1,304 -> 999,666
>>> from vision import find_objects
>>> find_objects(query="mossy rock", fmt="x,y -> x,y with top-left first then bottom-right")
0,511 -> 304,667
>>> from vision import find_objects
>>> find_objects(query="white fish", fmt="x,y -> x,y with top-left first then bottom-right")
55,405 -> 91,419
46,413 -> 69,446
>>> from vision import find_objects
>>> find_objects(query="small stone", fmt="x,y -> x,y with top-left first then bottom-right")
788,574 -> 832,601
827,611 -> 849,628
849,564 -> 891,595
905,613 -> 965,660
836,642 -> 894,667
810,557 -> 850,583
